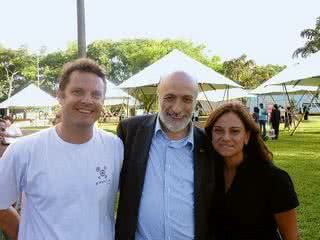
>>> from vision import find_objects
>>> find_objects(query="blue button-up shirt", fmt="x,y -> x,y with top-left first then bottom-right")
135,117 -> 195,240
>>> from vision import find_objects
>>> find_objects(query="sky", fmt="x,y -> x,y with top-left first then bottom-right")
0,0 -> 319,66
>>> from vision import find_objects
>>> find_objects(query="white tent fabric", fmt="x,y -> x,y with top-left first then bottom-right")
105,80 -> 137,106
257,51 -> 320,136
0,84 -> 58,108
104,98 -> 136,106
264,51 -> 320,87
251,84 -> 319,95
118,49 -> 241,94
197,88 -> 254,102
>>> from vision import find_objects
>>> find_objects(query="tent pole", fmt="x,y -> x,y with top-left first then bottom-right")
283,84 -> 294,108
290,85 -> 320,136
308,91 -> 320,105
296,91 -> 307,108
227,85 -> 230,101
268,94 -> 276,104
147,95 -> 157,113
208,84 -> 216,91
139,88 -> 153,112
126,91 -> 129,117
313,93 -> 320,105
132,88 -> 139,115
283,83 -> 298,128
199,83 -> 213,112
222,87 -> 227,101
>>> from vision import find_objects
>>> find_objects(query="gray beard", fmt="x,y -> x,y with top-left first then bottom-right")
159,111 -> 192,133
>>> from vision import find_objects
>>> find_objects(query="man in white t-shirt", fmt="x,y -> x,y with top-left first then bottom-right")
0,58 -> 123,240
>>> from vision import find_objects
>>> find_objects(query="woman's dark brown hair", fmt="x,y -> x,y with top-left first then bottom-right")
204,102 -> 273,162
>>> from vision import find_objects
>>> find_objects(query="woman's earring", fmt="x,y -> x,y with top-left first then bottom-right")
243,143 -> 248,150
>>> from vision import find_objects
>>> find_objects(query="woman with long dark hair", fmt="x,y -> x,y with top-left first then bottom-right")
205,102 -> 299,240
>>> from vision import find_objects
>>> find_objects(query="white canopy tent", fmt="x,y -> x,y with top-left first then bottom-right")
118,49 -> 241,94
258,51 -> 320,135
250,84 -> 319,114
105,80 -> 137,106
264,51 -> 320,87
197,88 -> 255,113
251,84 -> 318,95
0,84 -> 58,108
198,88 -> 253,102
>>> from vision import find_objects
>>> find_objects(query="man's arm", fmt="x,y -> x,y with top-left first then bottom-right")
0,206 -> 20,240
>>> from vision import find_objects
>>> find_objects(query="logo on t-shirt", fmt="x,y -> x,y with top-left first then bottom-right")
96,166 -> 111,186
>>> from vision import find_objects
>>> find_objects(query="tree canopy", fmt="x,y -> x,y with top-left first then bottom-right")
293,16 -> 320,58
0,39 -> 285,104
223,54 -> 285,88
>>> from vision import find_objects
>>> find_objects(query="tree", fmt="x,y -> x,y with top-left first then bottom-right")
87,38 -> 218,84
251,64 -> 286,87
209,55 -> 224,74
222,54 -> 285,88
223,54 -> 255,88
0,47 -> 36,101
40,42 -> 78,94
293,16 -> 320,58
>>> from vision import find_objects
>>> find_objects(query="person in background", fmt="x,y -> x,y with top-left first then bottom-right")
0,119 -> 9,157
284,107 -> 293,130
252,106 -> 259,124
279,105 -> 285,123
303,105 -> 309,120
258,103 -> 268,138
192,104 -> 200,122
51,111 -> 62,125
0,119 -> 10,240
270,104 -> 281,140
2,116 -> 22,144
205,102 -> 299,240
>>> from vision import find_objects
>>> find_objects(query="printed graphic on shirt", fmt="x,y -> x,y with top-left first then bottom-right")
96,166 -> 111,186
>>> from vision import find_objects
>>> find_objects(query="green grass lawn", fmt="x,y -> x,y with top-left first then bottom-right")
266,116 -> 320,240
97,122 -> 118,134
21,117 -> 320,239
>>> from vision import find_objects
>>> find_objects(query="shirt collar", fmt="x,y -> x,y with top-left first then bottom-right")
155,115 -> 194,151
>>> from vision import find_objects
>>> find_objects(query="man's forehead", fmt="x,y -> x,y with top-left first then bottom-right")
158,72 -> 198,95
162,89 -> 195,98
67,72 -> 104,89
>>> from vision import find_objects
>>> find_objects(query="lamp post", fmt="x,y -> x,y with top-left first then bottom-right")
37,54 -> 40,87
77,0 -> 86,57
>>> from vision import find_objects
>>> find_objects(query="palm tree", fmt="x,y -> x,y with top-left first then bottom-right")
293,16 -> 320,58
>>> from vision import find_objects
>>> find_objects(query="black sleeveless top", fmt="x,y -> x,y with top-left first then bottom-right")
211,159 -> 299,240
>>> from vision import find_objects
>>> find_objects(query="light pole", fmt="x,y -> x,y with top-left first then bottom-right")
77,0 -> 86,58
37,54 -> 40,87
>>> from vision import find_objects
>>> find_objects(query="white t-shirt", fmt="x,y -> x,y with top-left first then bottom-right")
0,127 -> 123,240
